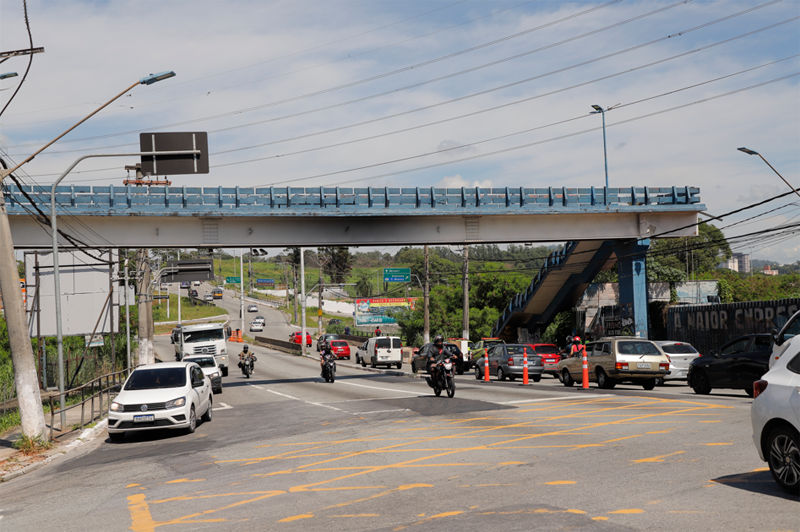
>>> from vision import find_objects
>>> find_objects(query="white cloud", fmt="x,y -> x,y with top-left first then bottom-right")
436,174 -> 493,189
436,139 -> 476,158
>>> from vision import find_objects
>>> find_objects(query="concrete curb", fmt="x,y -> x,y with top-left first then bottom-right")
1,418 -> 109,483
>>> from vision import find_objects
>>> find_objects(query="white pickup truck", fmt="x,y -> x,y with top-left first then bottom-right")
173,323 -> 230,376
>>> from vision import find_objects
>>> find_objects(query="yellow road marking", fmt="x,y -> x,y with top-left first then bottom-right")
278,514 -> 313,522
631,451 -> 685,463
165,479 -> 204,484
543,481 -> 576,485
609,509 -> 644,514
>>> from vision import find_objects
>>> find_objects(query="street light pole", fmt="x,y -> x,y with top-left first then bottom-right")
737,148 -> 800,201
590,104 -> 619,190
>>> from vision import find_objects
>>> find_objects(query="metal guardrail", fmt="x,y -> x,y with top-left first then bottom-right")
4,185 -> 702,215
47,368 -> 131,441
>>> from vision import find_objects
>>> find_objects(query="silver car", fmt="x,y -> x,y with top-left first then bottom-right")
474,343 -> 543,382
654,341 -> 701,385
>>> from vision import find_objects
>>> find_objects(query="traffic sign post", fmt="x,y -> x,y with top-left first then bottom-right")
226,276 -> 241,284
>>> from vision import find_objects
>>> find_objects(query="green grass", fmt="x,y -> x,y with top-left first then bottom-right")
12,433 -> 52,455
0,409 -> 21,434
152,294 -> 226,323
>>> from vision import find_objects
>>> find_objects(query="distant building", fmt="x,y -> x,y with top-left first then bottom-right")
763,264 -> 779,276
718,253 -> 750,273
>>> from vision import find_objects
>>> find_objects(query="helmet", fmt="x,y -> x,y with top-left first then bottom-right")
433,335 -> 444,347
573,336 -> 581,343
243,345 -> 249,353
320,341 -> 328,351
566,336 -> 574,344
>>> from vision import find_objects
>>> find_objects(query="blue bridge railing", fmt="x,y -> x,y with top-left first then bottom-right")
2,185 -> 701,216
492,241 -> 578,337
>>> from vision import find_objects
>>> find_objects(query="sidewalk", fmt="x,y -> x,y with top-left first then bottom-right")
0,395 -> 110,482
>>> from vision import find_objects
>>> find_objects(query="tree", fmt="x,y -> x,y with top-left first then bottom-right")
649,221 -> 732,278
355,272 -> 373,298
319,246 -> 352,284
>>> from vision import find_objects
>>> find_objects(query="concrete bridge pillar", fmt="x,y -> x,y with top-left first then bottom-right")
617,239 -> 650,339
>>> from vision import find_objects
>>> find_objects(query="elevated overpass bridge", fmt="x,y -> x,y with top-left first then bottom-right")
3,184 -> 703,338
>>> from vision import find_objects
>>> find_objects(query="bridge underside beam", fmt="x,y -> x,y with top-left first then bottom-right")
8,211 -> 700,248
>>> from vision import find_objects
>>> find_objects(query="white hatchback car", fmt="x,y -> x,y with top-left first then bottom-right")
751,312 -> 800,495
108,362 -> 213,441
654,341 -> 701,385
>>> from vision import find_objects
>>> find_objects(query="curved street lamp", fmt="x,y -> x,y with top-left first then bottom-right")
737,147 -> 800,200
590,104 -> 620,190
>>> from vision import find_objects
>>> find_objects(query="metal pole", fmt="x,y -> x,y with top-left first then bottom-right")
240,249 -> 245,334
318,252 -> 323,336
35,252 -> 43,388
177,249 -> 181,326
757,153 -> 800,200
109,251 -> 115,375
300,248 -> 307,356
601,109 -> 609,190
462,245 -> 469,340
423,245 -> 430,344
124,254 -> 130,370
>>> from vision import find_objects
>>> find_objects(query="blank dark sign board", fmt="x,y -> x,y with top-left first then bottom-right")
139,132 -> 209,175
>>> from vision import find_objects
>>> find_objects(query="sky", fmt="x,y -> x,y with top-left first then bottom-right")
1,0 -> 798,264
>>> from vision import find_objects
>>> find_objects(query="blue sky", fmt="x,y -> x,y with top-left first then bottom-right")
1,0 -> 798,263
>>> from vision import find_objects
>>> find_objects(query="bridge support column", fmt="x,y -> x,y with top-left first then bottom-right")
617,239 -> 650,339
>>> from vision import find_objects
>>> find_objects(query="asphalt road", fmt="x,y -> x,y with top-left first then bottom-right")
0,344 -> 796,532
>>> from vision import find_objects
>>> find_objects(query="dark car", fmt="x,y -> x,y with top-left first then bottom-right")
329,319 -> 341,325
444,343 -> 467,375
189,289 -> 198,297
687,334 -> 773,397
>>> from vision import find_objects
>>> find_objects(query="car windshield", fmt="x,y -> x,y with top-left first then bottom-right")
660,344 -> 698,354
534,345 -> 559,354
125,368 -> 186,390
186,357 -> 216,368
618,341 -> 660,355
444,344 -> 462,356
506,345 -> 534,355
331,341 -> 347,347
183,329 -> 224,343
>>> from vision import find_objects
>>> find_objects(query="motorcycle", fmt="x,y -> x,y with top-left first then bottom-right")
240,355 -> 256,378
321,354 -> 336,383
426,356 -> 456,398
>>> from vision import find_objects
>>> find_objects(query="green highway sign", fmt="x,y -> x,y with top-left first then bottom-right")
384,267 -> 410,283
226,276 -> 241,283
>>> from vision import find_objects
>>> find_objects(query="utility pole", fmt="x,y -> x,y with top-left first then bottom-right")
462,245 -> 469,340
318,251 -> 324,336
136,249 -> 154,365
177,249 -> 181,326
240,249 -> 245,334
293,265 -> 298,323
300,248 -> 307,356
284,265 -> 289,310
124,251 -> 131,370
423,245 -> 430,344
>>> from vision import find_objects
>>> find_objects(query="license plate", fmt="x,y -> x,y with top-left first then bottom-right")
637,362 -> 651,369
380,356 -> 388,360
133,414 -> 154,422
677,370 -> 687,377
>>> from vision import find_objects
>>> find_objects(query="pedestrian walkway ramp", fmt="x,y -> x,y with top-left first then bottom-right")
492,240 -> 618,340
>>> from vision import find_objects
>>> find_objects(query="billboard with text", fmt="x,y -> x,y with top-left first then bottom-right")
355,298 -> 417,325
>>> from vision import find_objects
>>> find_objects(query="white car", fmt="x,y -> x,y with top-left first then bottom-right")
247,304 -> 258,312
751,311 -> 800,495
108,362 -> 213,441
183,355 -> 223,394
250,321 -> 264,332
654,341 -> 700,384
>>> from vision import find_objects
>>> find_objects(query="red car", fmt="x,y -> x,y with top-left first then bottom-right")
290,331 -> 312,347
525,343 -> 562,377
330,340 -> 351,360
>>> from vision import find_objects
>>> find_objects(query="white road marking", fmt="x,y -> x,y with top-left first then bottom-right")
248,384 -> 264,389
338,381 -> 424,396
264,389 -> 346,412
498,395 -> 606,404
215,402 -> 233,410
329,396 -> 416,403
351,409 -> 411,415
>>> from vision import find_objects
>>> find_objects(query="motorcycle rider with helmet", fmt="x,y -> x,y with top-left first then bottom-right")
239,344 -> 256,373
419,335 -> 447,380
319,341 -> 336,378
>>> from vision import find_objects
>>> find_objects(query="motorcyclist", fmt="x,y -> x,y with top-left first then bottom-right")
571,336 -> 585,358
239,345 -> 256,372
420,335 -> 446,378
319,341 -> 336,377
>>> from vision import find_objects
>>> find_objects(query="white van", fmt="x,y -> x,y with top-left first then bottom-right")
174,322 -> 230,376
362,336 -> 403,369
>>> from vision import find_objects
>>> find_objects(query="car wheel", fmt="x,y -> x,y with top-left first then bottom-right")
213,387 -> 222,394
370,358 -> 376,368
691,370 -> 712,395
475,367 -> 483,380
396,363 -> 402,370
655,377 -> 665,386
109,431 -> 124,441
221,367 -> 228,377
532,375 -> 541,383
202,397 -> 212,422
766,426 -> 800,495
744,388 -> 754,398
597,368 -> 614,390
497,368 -> 506,381
562,369 -> 574,387
361,357 -> 367,368
187,406 -> 197,434
642,378 -> 656,391
508,374 -> 516,381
